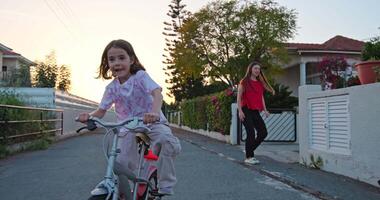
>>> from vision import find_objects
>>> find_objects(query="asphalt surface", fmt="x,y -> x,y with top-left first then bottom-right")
0,127 -> 379,200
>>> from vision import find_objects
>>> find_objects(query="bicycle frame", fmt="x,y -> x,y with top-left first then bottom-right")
77,117 -> 159,200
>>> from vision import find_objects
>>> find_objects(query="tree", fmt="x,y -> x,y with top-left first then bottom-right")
33,51 -> 58,88
32,51 -> 71,90
57,65 -> 71,91
162,0 -> 199,103
178,0 -> 297,88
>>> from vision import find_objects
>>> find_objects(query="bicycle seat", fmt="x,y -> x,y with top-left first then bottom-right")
135,132 -> 151,146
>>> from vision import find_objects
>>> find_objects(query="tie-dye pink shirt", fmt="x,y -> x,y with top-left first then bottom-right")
99,70 -> 167,123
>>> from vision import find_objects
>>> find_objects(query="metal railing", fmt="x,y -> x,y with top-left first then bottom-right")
0,104 -> 63,144
166,111 -> 182,126
237,108 -> 297,145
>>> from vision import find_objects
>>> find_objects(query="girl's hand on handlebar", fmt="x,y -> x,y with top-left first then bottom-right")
77,113 -> 90,123
143,112 -> 160,124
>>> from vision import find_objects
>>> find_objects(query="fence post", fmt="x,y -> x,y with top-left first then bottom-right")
0,108 -> 9,142
178,112 -> 181,126
60,111 -> 64,135
40,111 -> 43,135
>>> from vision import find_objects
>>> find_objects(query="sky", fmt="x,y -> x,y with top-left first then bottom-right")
1,0 -> 379,103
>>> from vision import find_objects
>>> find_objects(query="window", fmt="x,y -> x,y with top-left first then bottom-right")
306,62 -> 321,84
2,66 -> 8,80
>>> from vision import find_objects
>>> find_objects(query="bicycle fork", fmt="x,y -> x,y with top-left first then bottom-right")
132,142 -> 148,200
105,128 -> 121,200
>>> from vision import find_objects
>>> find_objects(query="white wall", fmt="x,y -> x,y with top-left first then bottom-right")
298,83 -> 380,187
0,87 -> 55,107
0,87 -> 116,135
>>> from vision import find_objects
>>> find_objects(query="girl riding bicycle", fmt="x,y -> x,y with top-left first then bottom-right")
77,39 -> 181,198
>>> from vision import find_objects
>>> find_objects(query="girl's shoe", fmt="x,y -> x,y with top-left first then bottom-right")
244,157 -> 260,165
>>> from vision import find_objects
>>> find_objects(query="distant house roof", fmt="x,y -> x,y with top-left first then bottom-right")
286,35 -> 364,53
0,42 -> 35,65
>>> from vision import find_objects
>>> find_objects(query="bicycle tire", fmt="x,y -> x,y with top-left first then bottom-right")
88,194 -> 112,200
141,170 -> 158,200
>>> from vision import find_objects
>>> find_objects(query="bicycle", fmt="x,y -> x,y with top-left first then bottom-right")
76,116 -> 164,200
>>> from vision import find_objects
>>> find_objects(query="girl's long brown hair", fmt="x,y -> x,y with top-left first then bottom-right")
97,39 -> 145,79
240,61 -> 275,94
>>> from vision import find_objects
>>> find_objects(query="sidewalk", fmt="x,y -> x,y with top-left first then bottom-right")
245,142 -> 300,164
171,126 -> 380,200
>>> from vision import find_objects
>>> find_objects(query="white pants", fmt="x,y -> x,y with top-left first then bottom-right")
109,123 -> 181,194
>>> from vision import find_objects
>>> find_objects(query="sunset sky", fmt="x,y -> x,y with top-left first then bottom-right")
1,0 -> 379,103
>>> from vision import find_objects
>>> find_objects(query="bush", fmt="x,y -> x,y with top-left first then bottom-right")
180,90 -> 234,135
0,91 -> 55,147
362,36 -> 380,61
318,56 -> 348,89
179,82 -> 298,135
264,83 -> 298,109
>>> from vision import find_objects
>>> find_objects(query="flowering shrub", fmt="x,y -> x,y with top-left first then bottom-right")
180,89 -> 234,135
224,87 -> 234,97
318,56 -> 348,89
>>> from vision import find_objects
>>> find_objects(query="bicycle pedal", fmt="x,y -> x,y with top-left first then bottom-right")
149,190 -> 164,197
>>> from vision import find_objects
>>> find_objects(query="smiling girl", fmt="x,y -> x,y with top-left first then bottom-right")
77,39 -> 181,197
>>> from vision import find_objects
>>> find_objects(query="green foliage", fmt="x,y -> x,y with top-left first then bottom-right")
0,137 -> 53,159
181,96 -> 209,130
180,90 -> 234,134
0,90 -> 24,106
362,36 -> 380,61
163,0 -> 195,102
0,144 -> 10,159
32,51 -> 72,90
57,65 -> 71,91
264,82 -> 298,109
179,81 -> 297,134
33,51 -> 58,88
310,154 -> 323,169
176,0 -> 297,88
0,91 -> 55,149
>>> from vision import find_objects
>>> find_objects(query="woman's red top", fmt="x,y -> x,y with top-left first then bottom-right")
241,79 -> 264,111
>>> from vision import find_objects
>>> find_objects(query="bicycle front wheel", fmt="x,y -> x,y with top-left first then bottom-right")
141,170 -> 158,200
88,194 -> 113,200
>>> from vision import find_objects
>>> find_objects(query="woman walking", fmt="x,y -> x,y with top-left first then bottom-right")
237,61 -> 275,164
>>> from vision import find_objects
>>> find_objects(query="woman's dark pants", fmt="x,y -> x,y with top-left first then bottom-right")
242,107 -> 268,158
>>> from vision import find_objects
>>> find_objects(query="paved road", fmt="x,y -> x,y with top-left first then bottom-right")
1,128 -> 380,200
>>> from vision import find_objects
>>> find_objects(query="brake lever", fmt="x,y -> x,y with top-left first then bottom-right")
76,126 -> 87,133
75,119 -> 98,133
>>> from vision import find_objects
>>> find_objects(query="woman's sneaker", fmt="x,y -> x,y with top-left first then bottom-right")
244,157 -> 260,165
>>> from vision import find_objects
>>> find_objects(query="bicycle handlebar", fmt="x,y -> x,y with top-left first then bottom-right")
75,116 -> 151,133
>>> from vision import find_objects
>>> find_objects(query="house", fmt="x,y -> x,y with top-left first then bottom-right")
276,35 -> 365,96
0,43 -> 35,85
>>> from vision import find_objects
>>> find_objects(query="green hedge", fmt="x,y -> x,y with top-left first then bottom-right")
180,89 -> 234,135
0,91 -> 55,144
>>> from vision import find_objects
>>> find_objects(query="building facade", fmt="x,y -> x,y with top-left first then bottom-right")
276,35 -> 364,96
0,43 -> 35,86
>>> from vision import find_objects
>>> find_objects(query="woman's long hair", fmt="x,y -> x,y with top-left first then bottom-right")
240,61 -> 275,94
97,39 -> 145,79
